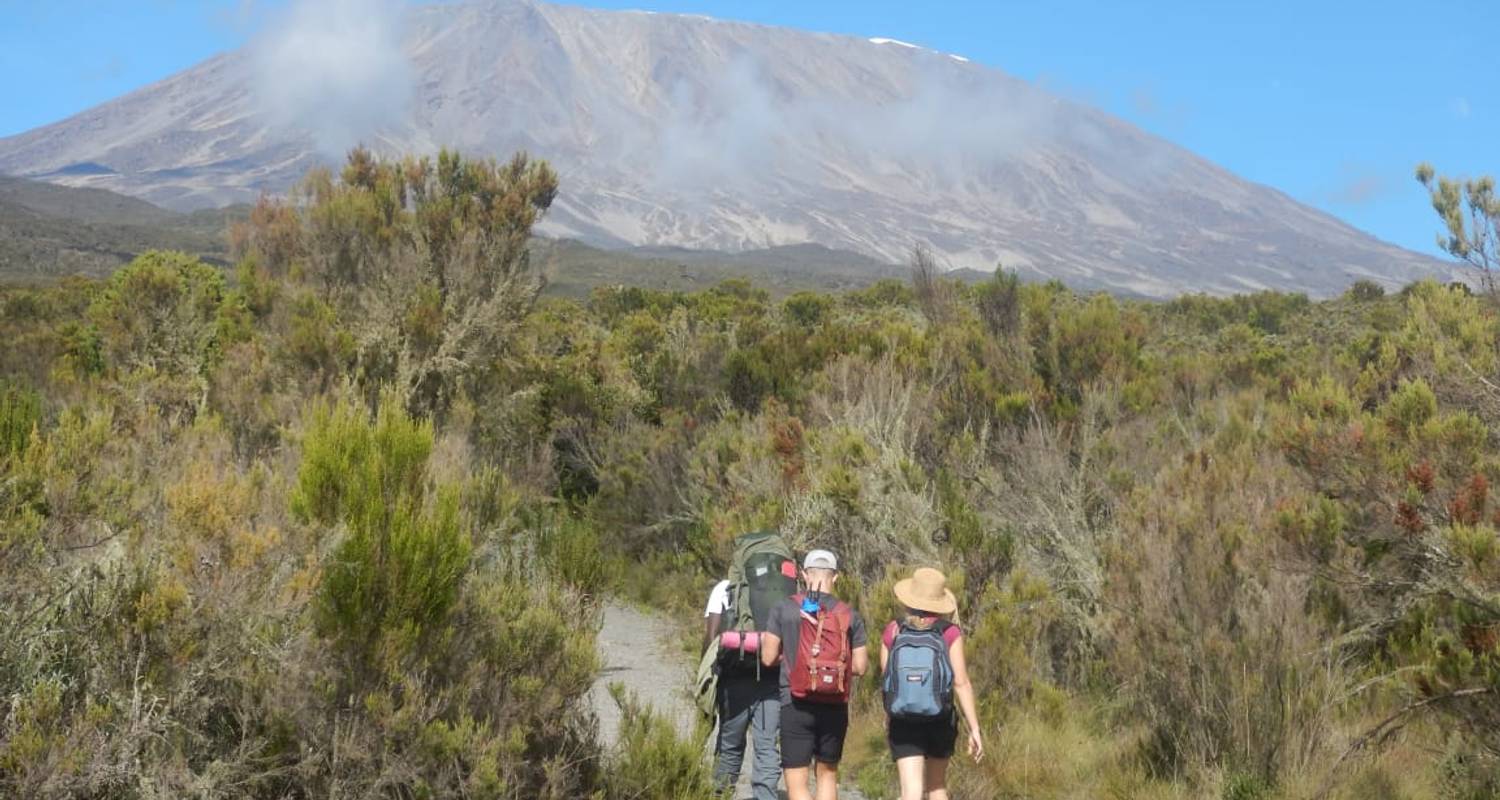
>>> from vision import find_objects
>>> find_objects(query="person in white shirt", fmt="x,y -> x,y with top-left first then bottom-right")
703,579 -> 733,649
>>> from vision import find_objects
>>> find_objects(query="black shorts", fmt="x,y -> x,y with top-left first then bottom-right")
888,714 -> 958,760
780,701 -> 850,767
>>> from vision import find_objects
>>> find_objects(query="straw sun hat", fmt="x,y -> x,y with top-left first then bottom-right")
893,567 -> 957,616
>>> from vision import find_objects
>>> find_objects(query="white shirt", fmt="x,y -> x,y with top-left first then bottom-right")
704,579 -> 731,617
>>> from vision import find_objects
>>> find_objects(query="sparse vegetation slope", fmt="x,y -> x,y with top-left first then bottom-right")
2,150 -> 1497,800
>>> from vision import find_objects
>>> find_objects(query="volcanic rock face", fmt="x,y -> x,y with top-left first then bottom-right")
0,0 -> 1454,296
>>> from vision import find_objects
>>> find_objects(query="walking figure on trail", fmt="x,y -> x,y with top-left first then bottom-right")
761,549 -> 869,800
880,567 -> 983,800
701,530 -> 799,799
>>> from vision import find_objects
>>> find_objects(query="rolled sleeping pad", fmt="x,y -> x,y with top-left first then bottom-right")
720,630 -> 761,652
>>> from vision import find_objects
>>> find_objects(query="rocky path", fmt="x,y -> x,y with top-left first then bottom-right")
588,601 -> 698,750
590,601 -> 866,800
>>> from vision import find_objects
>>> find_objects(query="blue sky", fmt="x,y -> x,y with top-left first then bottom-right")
1,0 -> 1494,258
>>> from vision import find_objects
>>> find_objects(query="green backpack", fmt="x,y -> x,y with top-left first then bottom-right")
695,637 -> 722,718
720,530 -> 797,672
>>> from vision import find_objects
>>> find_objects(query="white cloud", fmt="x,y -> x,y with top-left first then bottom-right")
1452,97 -> 1472,119
250,0 -> 414,157
646,52 -> 1070,198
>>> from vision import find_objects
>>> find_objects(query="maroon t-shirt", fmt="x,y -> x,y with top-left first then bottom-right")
882,619 -> 962,650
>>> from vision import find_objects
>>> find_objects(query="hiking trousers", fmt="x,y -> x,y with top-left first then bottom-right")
715,672 -> 781,800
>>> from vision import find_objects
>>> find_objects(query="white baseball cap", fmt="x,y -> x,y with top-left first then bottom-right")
803,549 -> 838,570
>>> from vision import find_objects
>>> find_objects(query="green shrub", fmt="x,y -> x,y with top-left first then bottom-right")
1221,771 -> 1272,800
724,347 -> 774,410
540,516 -> 613,597
601,684 -> 715,800
784,290 -> 834,327
965,570 -> 1058,714
293,394 -> 471,668
974,267 -> 1022,337
1437,742 -> 1500,800
1108,441 -> 1341,786
14,157 -> 1500,799
292,394 -> 433,527
87,249 -> 229,376
1346,279 -> 1387,301
0,381 -> 41,458
282,290 -> 355,387
1382,377 -> 1439,435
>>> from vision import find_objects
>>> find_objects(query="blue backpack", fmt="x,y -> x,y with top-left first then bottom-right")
882,621 -> 955,720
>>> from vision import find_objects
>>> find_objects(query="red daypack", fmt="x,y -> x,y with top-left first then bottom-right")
787,593 -> 853,704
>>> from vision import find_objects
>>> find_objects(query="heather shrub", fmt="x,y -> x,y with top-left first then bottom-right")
238,148 -> 560,417
1107,433 -> 1343,787
292,394 -> 471,676
1030,291 -> 1145,416
971,398 -> 1124,676
10,151 -> 1500,797
601,685 -> 716,800
207,338 -> 293,457
538,514 -> 614,597
1347,279 -> 1387,302
965,570 -> 1063,715
280,289 -> 356,390
0,379 -> 41,458
87,249 -> 234,377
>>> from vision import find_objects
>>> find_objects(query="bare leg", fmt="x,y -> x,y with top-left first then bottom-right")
785,766 -> 812,800
923,757 -> 950,800
895,755 -> 926,800
814,760 -> 841,800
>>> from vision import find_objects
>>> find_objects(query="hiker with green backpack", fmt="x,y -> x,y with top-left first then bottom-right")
700,530 -> 800,799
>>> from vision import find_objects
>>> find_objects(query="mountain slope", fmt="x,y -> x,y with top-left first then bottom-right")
0,177 -> 237,281
0,175 -> 895,295
0,0 -> 1458,296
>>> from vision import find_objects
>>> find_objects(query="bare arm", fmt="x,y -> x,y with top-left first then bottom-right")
703,612 -> 722,654
760,632 -> 781,668
949,637 -> 984,762
850,645 -> 869,677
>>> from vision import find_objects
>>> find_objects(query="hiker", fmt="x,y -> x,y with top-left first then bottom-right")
761,549 -> 868,800
702,531 -> 799,799
879,567 -> 983,800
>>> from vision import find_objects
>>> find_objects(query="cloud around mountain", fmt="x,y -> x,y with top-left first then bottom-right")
250,0 -> 414,157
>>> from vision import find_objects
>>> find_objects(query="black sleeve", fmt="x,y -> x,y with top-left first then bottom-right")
849,607 -> 868,648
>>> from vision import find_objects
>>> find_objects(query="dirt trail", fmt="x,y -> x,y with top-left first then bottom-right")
590,601 -> 866,800
588,601 -> 698,749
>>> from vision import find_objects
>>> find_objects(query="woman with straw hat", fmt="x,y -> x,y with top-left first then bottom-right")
880,567 -> 983,800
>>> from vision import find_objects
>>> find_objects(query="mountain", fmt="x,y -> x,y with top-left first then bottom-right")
0,0 -> 1459,296
0,176 -> 237,281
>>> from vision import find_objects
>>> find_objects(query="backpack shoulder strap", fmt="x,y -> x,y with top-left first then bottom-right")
928,621 -> 959,660
823,601 -> 851,640
894,618 -> 948,645
727,555 -> 753,631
